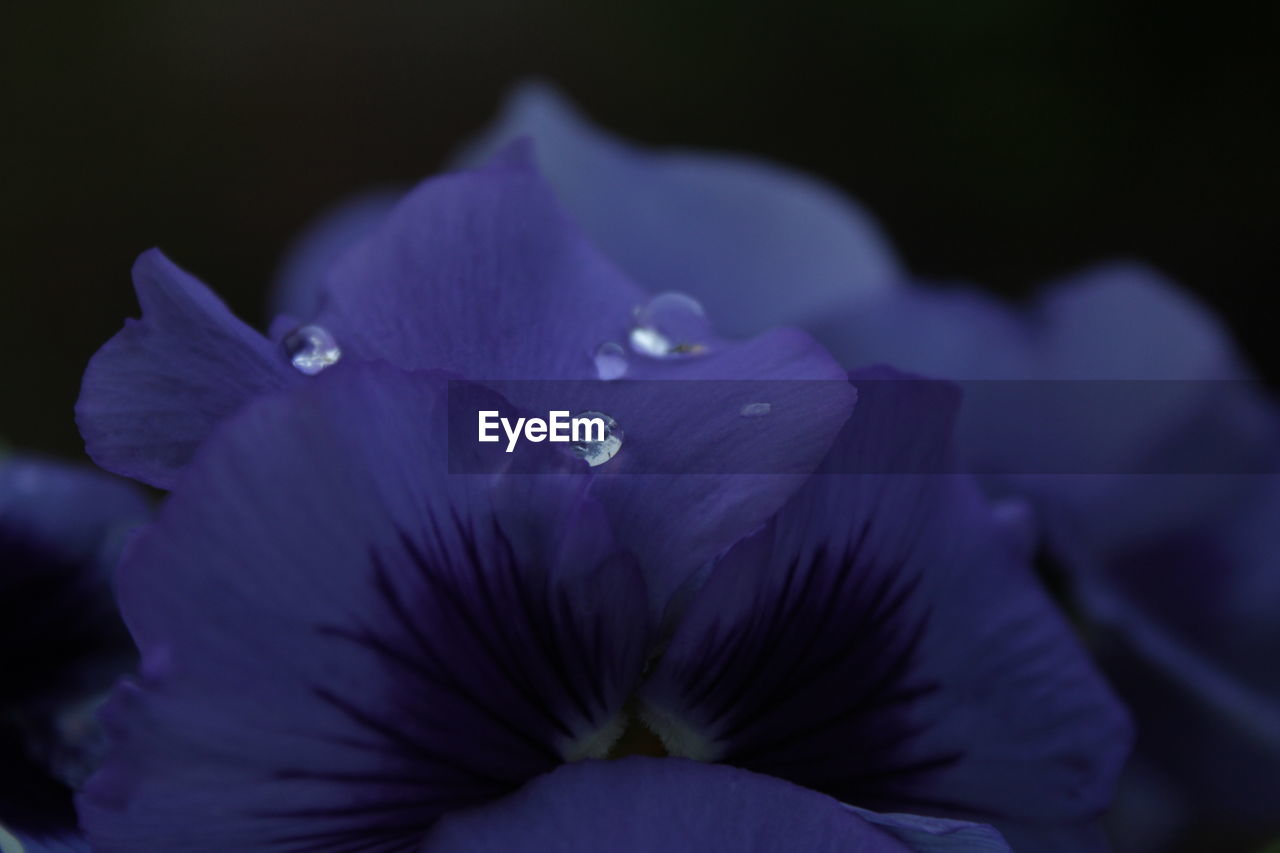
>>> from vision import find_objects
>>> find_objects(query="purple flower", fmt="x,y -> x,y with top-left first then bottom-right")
76,363 -> 1125,850
0,453 -> 148,849
75,145 -> 854,618
460,83 -> 1280,848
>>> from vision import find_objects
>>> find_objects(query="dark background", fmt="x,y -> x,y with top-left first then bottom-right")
2,0 -> 1277,456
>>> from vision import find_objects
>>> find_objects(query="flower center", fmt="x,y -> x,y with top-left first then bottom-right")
605,708 -> 669,759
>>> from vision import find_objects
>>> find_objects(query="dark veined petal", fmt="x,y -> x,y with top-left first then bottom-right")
78,364 -> 651,851
640,369 -> 1131,851
459,81 -> 903,339
421,757 -> 1010,852
76,250 -> 298,488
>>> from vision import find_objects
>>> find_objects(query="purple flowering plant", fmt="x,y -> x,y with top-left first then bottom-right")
2,82 -> 1277,852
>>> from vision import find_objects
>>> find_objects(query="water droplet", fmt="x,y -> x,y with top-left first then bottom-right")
594,342 -> 628,381
283,325 -> 342,375
628,326 -> 673,358
739,402 -> 771,418
629,292 -> 710,358
568,411 -> 623,467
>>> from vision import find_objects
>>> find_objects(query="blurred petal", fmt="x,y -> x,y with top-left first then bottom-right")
270,189 -> 403,320
0,824 -> 90,853
79,365 -> 650,851
421,757 -> 1009,852
0,454 -> 149,572
1,457 -> 148,837
459,81 -> 903,338
1059,475 -> 1280,834
76,250 -> 297,489
641,369 -> 1130,849
817,261 -> 1247,380
810,285 -> 1032,381
816,262 -> 1280,546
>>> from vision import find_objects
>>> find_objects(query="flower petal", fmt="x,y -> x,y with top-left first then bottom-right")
1,457 -> 148,839
313,145 -> 856,617
270,189 -> 403,321
78,364 -> 651,851
1059,475 -> 1280,833
421,757 -> 1009,852
76,250 -> 298,488
314,143 -> 644,380
641,369 -> 1130,848
0,454 -> 150,572
845,806 -> 1012,853
460,82 -> 903,338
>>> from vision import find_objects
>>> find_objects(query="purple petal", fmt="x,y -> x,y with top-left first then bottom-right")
270,189 -> 403,320
817,261 -> 1249,381
78,364 -> 651,850
844,807 -> 1012,852
817,262 -> 1280,550
460,82 -> 903,338
0,453 -> 147,707
1,456 -> 148,838
422,757 -> 1008,852
0,453 -> 149,579
1060,475 -> 1280,832
640,369 -> 1130,848
313,145 -> 645,380
76,250 -> 298,488
311,146 -> 856,616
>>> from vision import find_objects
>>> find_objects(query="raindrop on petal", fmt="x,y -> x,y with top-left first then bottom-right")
739,402 -> 772,418
594,342 -> 629,381
628,326 -> 674,358
283,325 -> 342,376
636,291 -> 705,325
568,411 -> 623,467
629,292 -> 710,358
